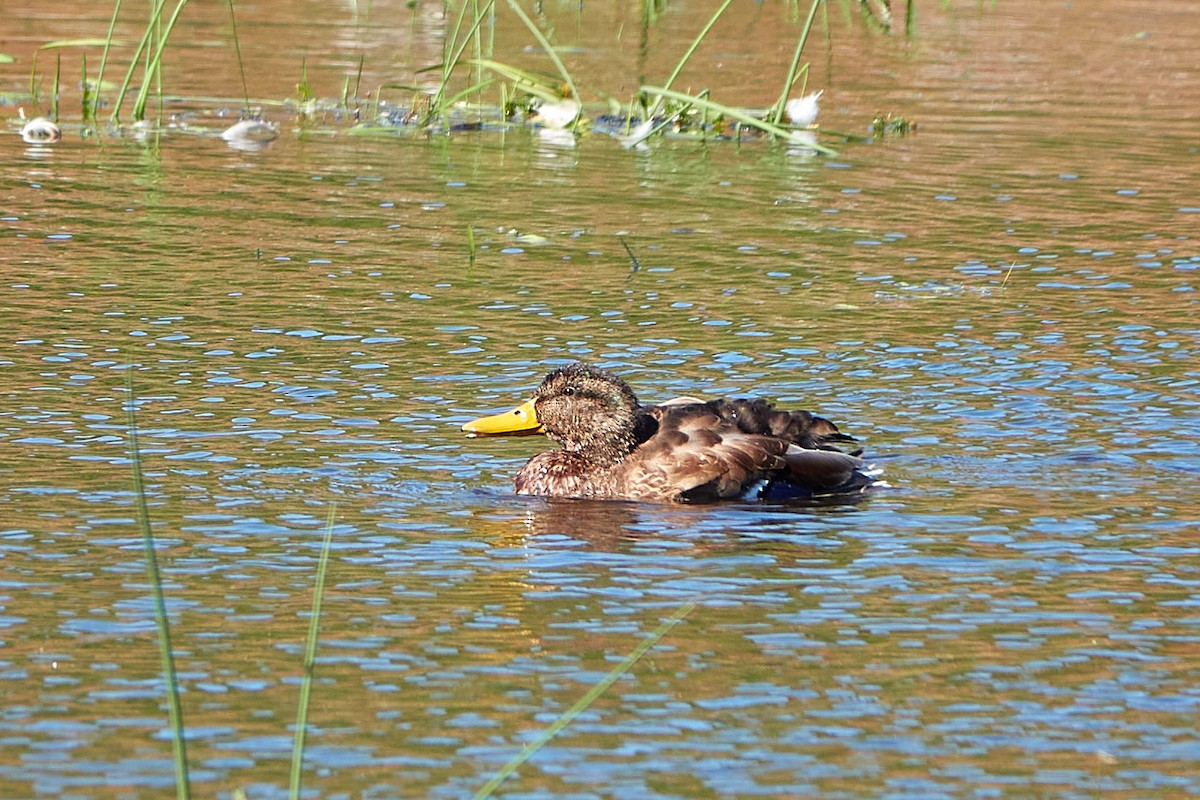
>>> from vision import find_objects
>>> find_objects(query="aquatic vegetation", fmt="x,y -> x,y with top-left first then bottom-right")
124,372 -> 191,800
125,375 -> 338,799
473,601 -> 696,798
6,0 -> 893,152
871,110 -> 917,136
289,506 -> 337,800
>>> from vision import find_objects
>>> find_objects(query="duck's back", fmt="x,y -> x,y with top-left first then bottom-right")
613,399 -> 865,503
704,398 -> 858,452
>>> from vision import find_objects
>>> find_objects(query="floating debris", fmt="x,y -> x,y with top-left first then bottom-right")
220,118 -> 279,145
531,99 -> 580,129
785,90 -> 823,127
614,118 -> 657,149
20,117 -> 61,144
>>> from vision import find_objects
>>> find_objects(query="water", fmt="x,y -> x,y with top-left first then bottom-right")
3,1 -> 1200,797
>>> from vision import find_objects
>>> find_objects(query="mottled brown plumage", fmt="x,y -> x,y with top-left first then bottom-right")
462,363 -> 875,503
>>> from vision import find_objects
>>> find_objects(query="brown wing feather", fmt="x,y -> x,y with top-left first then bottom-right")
617,404 -> 793,502
708,398 -> 858,451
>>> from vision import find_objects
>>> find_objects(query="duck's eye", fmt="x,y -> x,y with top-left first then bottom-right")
563,387 -> 575,396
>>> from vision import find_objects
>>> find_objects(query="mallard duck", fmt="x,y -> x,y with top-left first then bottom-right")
462,363 -> 875,503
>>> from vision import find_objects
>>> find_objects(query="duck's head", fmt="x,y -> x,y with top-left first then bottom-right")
463,363 -> 641,455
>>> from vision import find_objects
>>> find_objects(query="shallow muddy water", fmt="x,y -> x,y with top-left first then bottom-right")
3,1 -> 1200,798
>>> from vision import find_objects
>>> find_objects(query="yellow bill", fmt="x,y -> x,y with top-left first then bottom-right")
462,399 -> 544,437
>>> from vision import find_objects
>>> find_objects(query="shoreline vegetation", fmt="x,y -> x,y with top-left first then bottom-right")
7,0 -> 915,152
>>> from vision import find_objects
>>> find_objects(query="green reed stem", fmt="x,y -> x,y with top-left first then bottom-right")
132,0 -> 189,120
93,1 -> 123,121
472,601 -> 696,800
81,53 -> 89,121
429,0 -> 497,120
504,0 -> 579,105
770,0 -> 822,125
125,369 -> 191,800
471,0 -> 484,106
461,60 -> 556,102
1001,262 -> 1016,288
645,0 -> 733,119
51,54 -> 61,121
640,85 -> 838,153
110,2 -> 159,121
225,0 -> 251,111
288,504 -> 337,800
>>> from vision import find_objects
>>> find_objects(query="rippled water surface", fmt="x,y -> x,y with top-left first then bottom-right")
3,0 -> 1200,797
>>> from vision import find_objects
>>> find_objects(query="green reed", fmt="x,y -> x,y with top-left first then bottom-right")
108,0 -> 191,122
288,505 -> 338,800
639,86 -> 837,153
769,0 -> 823,125
420,0 -> 584,124
14,0 -> 904,150
28,39 -> 107,115
504,0 -> 579,106
50,54 -> 61,120
225,0 -> 251,113
425,0 -> 496,122
125,369 -> 191,800
92,1 -> 122,120
653,0 -> 733,113
472,601 -> 696,800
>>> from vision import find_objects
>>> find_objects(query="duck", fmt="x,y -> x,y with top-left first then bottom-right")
462,363 -> 876,503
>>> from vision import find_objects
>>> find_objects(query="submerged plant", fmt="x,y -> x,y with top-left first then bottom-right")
473,602 -> 695,799
125,369 -> 191,800
288,506 -> 337,800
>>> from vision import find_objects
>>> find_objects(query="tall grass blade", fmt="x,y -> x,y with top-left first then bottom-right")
428,0 -> 497,121
297,58 -> 314,103
640,85 -> 838,154
131,0 -> 191,121
125,369 -> 191,800
473,601 -> 696,800
645,0 -> 733,119
461,59 -> 559,103
288,504 -> 337,800
353,54 -> 365,105
51,53 -> 61,121
1001,262 -> 1016,288
38,37 -> 116,49
30,38 -> 113,116
225,0 -> 251,111
92,0 -> 123,120
81,53 -> 90,121
769,0 -> 822,125
471,0 -> 484,108
504,0 -> 579,106
110,3 -> 162,121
